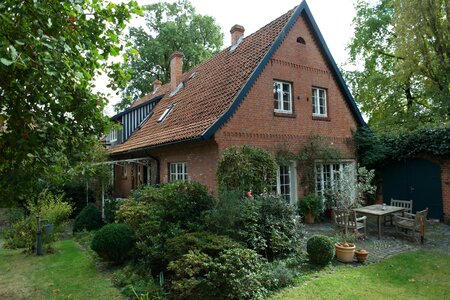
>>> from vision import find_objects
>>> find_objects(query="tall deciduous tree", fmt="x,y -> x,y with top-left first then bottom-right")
346,0 -> 449,132
115,0 -> 223,111
0,0 -> 138,206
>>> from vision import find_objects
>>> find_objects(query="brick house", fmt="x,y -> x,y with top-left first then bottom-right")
106,1 -> 366,204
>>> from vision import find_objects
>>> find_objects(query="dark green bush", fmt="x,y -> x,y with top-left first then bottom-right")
164,231 -> 242,263
269,260 -> 296,289
204,189 -> 246,239
207,248 -> 270,300
298,193 -> 323,219
73,203 -> 104,232
103,198 -> 121,224
158,181 -> 214,229
91,223 -> 135,264
167,250 -> 213,300
216,145 -> 278,194
306,235 -> 334,266
241,194 -> 304,260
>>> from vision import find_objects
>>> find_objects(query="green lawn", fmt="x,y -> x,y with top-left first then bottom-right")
271,250 -> 450,300
0,239 -> 124,299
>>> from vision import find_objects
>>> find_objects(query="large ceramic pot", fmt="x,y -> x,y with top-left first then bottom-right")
304,212 -> 315,224
335,242 -> 356,263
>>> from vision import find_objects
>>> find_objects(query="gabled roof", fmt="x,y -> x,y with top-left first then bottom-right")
110,0 -> 365,155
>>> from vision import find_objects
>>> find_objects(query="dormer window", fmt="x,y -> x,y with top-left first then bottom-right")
158,104 -> 175,123
109,127 -> 118,143
273,80 -> 292,113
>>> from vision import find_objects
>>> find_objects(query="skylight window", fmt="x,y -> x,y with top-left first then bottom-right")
157,104 -> 175,123
169,82 -> 184,97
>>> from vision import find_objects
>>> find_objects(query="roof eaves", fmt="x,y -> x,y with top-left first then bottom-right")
111,94 -> 164,120
300,4 -> 367,127
201,2 -> 307,140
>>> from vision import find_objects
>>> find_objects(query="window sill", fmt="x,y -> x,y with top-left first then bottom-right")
312,115 -> 330,121
274,112 -> 296,118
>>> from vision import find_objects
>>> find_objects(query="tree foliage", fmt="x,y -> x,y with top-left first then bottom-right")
115,0 -> 223,111
347,0 -> 449,132
0,0 -> 138,206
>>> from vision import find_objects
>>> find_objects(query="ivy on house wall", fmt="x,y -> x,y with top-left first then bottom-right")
276,135 -> 342,195
354,126 -> 450,167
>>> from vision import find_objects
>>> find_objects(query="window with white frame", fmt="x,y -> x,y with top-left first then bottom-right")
273,81 -> 292,113
275,163 -> 297,205
312,87 -> 327,117
315,161 -> 355,204
170,162 -> 188,181
109,127 -> 118,142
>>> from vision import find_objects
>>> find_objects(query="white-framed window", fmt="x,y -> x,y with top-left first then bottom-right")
273,80 -> 292,113
315,161 -> 355,204
109,127 -> 118,143
275,163 -> 297,205
312,87 -> 327,117
122,162 -> 127,177
170,162 -> 188,181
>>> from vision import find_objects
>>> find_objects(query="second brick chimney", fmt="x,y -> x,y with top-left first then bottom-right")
170,51 -> 183,91
230,24 -> 245,46
152,79 -> 162,92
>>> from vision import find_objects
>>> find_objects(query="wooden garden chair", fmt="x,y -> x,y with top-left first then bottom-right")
384,198 -> 413,226
393,208 -> 428,242
333,208 -> 367,237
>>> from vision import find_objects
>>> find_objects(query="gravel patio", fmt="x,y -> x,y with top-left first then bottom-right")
304,217 -> 450,265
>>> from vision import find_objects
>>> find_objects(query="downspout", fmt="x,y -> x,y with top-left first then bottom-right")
145,150 -> 160,184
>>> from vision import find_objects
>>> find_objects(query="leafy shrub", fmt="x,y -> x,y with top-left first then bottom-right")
167,250 -> 213,300
157,181 -> 214,229
203,189 -> 246,238
164,231 -> 242,263
73,203 -> 103,232
269,260 -> 296,289
103,198 -> 122,223
241,194 -> 304,259
4,190 -> 72,251
112,263 -> 165,299
62,181 -> 95,217
298,193 -> 323,219
91,223 -> 135,264
207,248 -> 270,300
216,145 -> 278,194
306,235 -> 335,266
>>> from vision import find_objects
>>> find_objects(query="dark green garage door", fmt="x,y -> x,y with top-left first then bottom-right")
382,158 -> 443,221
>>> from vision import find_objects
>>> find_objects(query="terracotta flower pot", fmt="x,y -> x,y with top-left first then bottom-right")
354,249 -> 369,263
304,211 -> 315,224
335,242 -> 356,263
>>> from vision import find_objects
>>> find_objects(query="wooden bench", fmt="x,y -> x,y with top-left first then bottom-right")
384,198 -> 413,226
393,208 -> 428,242
334,208 -> 367,237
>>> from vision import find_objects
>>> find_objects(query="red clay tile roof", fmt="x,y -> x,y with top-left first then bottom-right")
110,6 -> 296,154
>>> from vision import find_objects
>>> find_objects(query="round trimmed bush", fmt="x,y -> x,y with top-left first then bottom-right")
91,223 -> 135,264
306,235 -> 334,266
73,203 -> 103,232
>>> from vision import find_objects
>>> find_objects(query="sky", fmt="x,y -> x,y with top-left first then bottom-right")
101,0 -> 358,115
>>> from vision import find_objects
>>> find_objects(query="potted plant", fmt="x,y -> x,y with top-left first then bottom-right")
335,241 -> 356,263
354,249 -> 369,263
298,193 -> 323,224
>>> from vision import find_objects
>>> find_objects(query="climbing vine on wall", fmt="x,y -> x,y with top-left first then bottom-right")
354,126 -> 450,167
276,135 -> 342,194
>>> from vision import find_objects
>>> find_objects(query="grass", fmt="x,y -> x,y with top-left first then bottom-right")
0,239 -> 124,299
270,250 -> 450,300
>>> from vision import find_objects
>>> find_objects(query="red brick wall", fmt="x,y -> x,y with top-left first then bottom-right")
440,158 -> 450,223
214,14 -> 358,198
151,140 -> 219,191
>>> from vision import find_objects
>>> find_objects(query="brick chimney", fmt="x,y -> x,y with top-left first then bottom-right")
152,79 -> 162,92
230,24 -> 245,46
170,51 -> 183,90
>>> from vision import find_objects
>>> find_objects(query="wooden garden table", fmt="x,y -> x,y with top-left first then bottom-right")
353,204 -> 405,240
